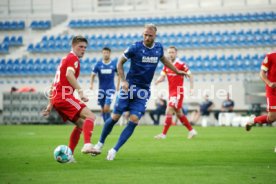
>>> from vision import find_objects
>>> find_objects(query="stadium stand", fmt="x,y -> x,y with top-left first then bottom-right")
30,20 -> 51,29
68,12 -> 276,28
0,0 -> 275,124
0,20 -> 25,30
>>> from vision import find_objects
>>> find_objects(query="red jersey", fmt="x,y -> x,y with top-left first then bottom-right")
161,59 -> 190,96
261,52 -> 276,96
53,52 -> 80,97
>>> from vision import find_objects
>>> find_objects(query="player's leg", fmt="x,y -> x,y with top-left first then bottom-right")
98,92 -> 106,122
149,110 -> 157,125
102,104 -> 111,122
106,114 -> 139,160
155,95 -> 177,139
156,110 -> 162,125
106,88 -> 149,160
78,107 -> 100,154
94,92 -> 127,153
175,109 -> 197,139
102,91 -> 114,122
246,96 -> 276,131
69,118 -> 83,154
155,106 -> 174,139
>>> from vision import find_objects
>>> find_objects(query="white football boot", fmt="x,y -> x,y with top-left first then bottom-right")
187,129 -> 197,139
154,133 -> 166,139
106,148 -> 117,161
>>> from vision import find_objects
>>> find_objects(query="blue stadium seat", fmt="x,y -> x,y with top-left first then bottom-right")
0,44 -> 9,54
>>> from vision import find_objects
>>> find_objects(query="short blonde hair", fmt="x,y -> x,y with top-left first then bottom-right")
168,46 -> 177,51
144,23 -> 157,32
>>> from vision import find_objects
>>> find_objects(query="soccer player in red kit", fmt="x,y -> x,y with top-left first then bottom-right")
246,51 -> 276,131
42,36 -> 100,162
154,46 -> 197,139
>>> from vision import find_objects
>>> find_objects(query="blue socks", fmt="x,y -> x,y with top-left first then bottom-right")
99,117 -> 117,144
114,121 -> 137,152
102,112 -> 111,122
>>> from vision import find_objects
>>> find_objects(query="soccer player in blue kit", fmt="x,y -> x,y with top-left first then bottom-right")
90,47 -> 120,122
93,24 -> 188,160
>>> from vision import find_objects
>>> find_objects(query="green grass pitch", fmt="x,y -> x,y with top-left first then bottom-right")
0,125 -> 275,184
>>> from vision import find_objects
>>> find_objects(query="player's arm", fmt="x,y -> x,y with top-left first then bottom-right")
155,74 -> 166,85
116,74 -> 121,91
42,84 -> 53,116
188,73 -> 194,95
260,70 -> 276,88
117,56 -> 129,91
160,56 -> 188,76
90,73 -> 96,90
66,68 -> 88,102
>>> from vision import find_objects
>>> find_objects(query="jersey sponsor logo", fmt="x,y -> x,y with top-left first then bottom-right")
100,69 -> 112,74
74,61 -> 78,69
142,56 -> 158,63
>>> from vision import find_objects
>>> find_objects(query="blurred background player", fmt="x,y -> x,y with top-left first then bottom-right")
90,47 -> 120,122
190,94 -> 214,126
149,94 -> 167,125
93,24 -> 187,160
214,92 -> 235,121
42,35 -> 100,162
246,51 -> 276,131
154,46 -> 197,140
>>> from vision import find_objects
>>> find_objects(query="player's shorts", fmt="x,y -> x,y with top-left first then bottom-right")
97,89 -> 115,108
168,94 -> 184,110
113,85 -> 150,119
267,95 -> 276,112
52,94 -> 86,122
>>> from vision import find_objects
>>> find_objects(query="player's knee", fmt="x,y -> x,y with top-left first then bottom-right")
175,110 -> 182,117
268,112 -> 276,122
81,107 -> 96,121
111,113 -> 121,121
129,114 -> 139,123
75,118 -> 84,128
103,107 -> 110,113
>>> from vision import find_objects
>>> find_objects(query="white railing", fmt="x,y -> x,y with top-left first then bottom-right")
0,0 -> 274,15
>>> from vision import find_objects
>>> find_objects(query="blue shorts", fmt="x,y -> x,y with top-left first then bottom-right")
97,89 -> 115,108
113,85 -> 150,119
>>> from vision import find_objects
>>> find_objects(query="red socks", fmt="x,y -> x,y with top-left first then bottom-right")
68,127 -> 82,153
162,115 -> 172,135
83,118 -> 95,144
254,115 -> 270,124
179,115 -> 193,131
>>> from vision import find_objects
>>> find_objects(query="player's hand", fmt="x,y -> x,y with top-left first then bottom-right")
176,70 -> 189,77
42,103 -> 52,117
81,96 -> 89,102
121,80 -> 129,92
268,82 -> 276,88
78,89 -> 89,102
89,85 -> 93,90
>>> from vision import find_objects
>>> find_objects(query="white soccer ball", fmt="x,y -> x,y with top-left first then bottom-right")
53,145 -> 73,163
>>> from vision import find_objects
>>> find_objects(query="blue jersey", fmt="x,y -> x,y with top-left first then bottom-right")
92,59 -> 117,90
123,41 -> 164,88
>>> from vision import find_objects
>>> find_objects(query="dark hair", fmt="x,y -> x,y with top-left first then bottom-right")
102,47 -> 111,52
72,35 -> 88,45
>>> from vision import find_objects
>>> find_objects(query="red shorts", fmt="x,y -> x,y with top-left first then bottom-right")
168,94 -> 184,110
52,95 -> 86,122
267,95 -> 276,112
